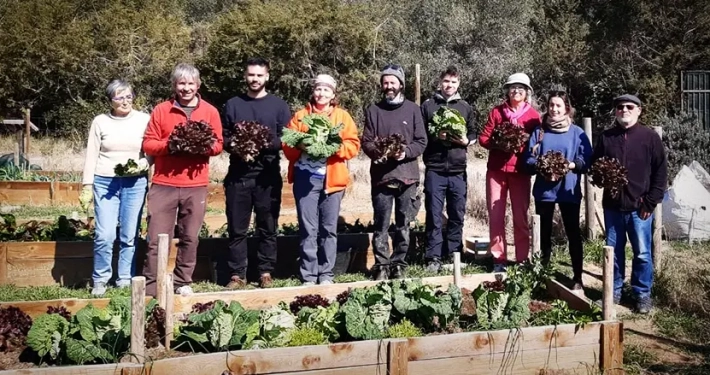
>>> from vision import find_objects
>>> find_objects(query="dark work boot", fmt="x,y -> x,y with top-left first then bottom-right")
390,265 -> 404,279
374,266 -> 389,281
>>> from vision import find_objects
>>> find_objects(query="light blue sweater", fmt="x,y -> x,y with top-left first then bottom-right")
524,124 -> 592,203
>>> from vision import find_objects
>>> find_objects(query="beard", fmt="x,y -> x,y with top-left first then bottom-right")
382,87 -> 401,100
247,80 -> 265,93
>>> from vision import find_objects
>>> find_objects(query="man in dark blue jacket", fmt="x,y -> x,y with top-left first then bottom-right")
221,57 -> 292,289
361,64 -> 428,280
592,94 -> 667,314
420,66 -> 476,272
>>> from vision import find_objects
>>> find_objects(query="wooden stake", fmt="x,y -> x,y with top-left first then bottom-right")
652,126 -> 663,271
601,322 -> 624,374
602,245 -> 615,321
164,273 -> 174,350
532,214 -> 541,258
415,64 -> 421,105
157,233 -> 169,308
130,276 -> 146,364
453,252 -> 462,287
584,117 -> 596,239
24,108 -> 31,158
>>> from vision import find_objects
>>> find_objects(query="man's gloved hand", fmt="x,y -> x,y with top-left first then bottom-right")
79,185 -> 93,213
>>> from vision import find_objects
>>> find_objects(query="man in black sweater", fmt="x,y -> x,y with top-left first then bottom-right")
361,64 -> 428,280
420,66 -> 476,273
221,57 -> 292,288
592,94 -> 667,314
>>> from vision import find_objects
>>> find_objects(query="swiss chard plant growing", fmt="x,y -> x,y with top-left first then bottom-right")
429,106 -> 467,146
0,214 -> 93,242
282,114 -> 343,160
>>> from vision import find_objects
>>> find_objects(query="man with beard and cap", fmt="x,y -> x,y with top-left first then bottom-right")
420,66 -> 476,273
361,64 -> 428,280
592,93 -> 667,314
221,57 -> 292,289
142,63 -> 223,297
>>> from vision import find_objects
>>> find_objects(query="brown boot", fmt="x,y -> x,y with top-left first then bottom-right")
226,275 -> 246,289
259,273 -> 273,288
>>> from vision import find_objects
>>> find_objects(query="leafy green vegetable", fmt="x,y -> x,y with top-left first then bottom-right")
285,327 -> 327,347
429,106 -> 467,146
390,280 -> 462,331
26,313 -> 69,360
386,319 -> 423,338
178,300 -> 261,352
341,282 -> 393,340
282,114 -> 344,160
296,303 -> 341,341
113,159 -> 138,176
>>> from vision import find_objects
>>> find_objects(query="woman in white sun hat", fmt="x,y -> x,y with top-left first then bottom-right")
477,73 -> 541,272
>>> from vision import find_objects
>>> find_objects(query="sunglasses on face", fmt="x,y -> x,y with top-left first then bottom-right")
616,104 -> 637,111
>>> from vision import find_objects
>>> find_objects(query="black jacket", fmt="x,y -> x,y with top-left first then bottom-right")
420,93 -> 476,173
361,98 -> 427,185
592,122 -> 667,212
221,93 -> 291,181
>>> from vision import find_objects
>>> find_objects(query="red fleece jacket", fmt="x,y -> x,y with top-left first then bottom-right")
142,96 -> 223,187
478,103 -> 541,173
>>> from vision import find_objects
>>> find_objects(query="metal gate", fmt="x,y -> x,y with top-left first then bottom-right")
681,71 -> 710,130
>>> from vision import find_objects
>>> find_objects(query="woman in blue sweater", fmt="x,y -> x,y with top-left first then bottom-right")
524,91 -> 592,290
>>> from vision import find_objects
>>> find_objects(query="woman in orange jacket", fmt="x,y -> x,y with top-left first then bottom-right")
282,74 -> 361,285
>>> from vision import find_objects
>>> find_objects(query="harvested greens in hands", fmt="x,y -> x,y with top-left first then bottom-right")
429,106 -> 467,146
282,114 -> 343,160
113,159 -> 141,176
489,122 -> 529,153
226,121 -> 273,162
589,156 -> 628,198
371,134 -> 406,164
535,150 -> 569,181
168,120 -> 217,155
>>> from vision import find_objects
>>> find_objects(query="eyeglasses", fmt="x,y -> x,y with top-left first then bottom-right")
112,95 -> 134,102
509,86 -> 527,92
616,104 -> 637,111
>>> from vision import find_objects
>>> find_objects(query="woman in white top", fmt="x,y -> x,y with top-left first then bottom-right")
80,79 -> 151,296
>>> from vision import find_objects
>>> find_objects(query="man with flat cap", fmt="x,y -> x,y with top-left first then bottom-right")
592,94 -> 667,314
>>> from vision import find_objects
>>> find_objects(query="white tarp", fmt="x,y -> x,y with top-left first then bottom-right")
663,162 -> 710,241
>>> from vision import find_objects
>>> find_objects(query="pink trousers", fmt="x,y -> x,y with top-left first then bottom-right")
486,170 -> 531,264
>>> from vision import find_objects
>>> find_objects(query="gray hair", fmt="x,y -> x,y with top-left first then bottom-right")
170,63 -> 201,86
105,79 -> 133,101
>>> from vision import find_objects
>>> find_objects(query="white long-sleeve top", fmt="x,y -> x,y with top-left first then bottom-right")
81,109 -> 151,185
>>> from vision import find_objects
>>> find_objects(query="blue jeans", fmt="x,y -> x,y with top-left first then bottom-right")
604,209 -> 654,299
92,175 -> 148,286
293,170 -> 343,283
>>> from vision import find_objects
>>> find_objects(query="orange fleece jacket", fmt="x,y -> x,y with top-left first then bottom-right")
282,103 -> 361,194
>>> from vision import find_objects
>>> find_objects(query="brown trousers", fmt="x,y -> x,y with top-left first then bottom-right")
142,184 -> 208,297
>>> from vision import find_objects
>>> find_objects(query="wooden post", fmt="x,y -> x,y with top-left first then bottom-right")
601,322 -> 624,374
652,126 -> 663,271
531,214 -> 541,257
602,245 -> 616,321
164,273 -> 174,350
130,276 -> 146,364
415,64 -> 421,105
157,233 -> 169,308
584,117 -> 596,239
24,108 -> 31,160
387,339 -> 408,375
453,252 -> 461,287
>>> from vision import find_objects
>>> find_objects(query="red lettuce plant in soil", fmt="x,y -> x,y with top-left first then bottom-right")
489,122 -> 529,153
289,294 -> 331,314
225,121 -> 273,162
168,120 -> 217,155
0,306 -> 32,352
145,306 -> 166,349
46,306 -> 71,321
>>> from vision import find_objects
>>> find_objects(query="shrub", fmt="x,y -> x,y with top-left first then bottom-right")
649,111 -> 710,182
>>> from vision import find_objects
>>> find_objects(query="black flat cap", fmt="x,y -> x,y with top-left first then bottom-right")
613,94 -> 642,106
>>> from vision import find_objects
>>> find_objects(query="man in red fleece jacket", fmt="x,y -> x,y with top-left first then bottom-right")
142,63 -> 224,297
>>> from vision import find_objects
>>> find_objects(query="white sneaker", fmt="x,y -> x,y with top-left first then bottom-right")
91,282 -> 107,297
493,264 -> 506,273
302,281 -> 316,286
175,285 -> 194,296
319,280 -> 334,285
115,280 -> 131,288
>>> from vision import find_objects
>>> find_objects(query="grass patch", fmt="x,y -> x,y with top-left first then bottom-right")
653,242 -> 710,318
624,343 -> 658,375
0,284 -> 131,302
653,308 -> 710,345
0,204 -> 87,220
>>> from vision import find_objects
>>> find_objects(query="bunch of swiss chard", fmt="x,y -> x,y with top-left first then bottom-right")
0,306 -> 33,352
589,156 -> 628,198
535,150 -> 569,181
371,134 -> 405,164
489,122 -> 529,153
168,120 -> 217,155
282,114 -> 343,160
225,121 -> 273,162
429,106 -> 467,146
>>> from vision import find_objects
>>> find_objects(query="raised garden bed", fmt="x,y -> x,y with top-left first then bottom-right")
0,268 -> 623,374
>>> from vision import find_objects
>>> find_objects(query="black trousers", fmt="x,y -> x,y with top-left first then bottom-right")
371,182 -> 421,269
424,170 -> 467,261
224,173 -> 282,279
535,201 -> 583,282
